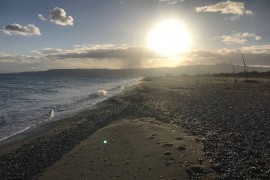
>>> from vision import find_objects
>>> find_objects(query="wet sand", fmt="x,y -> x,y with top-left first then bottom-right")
41,118 -> 215,179
1,76 -> 270,179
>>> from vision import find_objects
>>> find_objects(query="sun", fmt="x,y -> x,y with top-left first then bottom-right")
147,20 -> 191,57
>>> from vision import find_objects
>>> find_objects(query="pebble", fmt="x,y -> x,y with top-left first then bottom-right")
1,78 -> 269,179
164,151 -> 172,155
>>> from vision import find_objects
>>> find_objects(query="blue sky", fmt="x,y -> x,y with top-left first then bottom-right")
0,0 -> 270,72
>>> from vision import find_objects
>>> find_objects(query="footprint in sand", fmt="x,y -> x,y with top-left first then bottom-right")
162,143 -> 174,147
177,146 -> 186,152
149,133 -> 157,139
163,151 -> 175,166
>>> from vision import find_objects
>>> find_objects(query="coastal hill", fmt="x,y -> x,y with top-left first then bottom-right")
1,63 -> 270,77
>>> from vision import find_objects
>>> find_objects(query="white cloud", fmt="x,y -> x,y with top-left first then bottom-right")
32,48 -> 64,55
159,0 -> 181,5
49,7 -> 74,26
196,1 -> 253,20
241,45 -> 270,54
0,52 -> 40,63
245,10 -> 253,16
38,14 -> 47,21
217,32 -> 262,44
0,24 -> 41,36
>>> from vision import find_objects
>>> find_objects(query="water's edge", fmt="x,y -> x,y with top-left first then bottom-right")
0,77 -> 143,147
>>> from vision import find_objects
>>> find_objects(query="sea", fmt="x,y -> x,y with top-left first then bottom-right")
0,74 -> 141,142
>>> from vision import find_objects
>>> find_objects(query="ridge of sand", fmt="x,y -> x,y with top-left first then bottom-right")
41,118 -> 216,180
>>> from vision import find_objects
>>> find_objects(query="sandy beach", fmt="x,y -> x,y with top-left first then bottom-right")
41,119 -> 215,179
1,76 -> 270,179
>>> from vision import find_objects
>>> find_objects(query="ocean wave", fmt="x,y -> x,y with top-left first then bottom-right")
107,85 -> 124,91
88,89 -> 108,100
0,77 -> 141,142
49,109 -> 54,119
0,125 -> 33,142
98,90 -> 107,97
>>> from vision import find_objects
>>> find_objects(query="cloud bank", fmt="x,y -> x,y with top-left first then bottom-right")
35,45 -> 165,68
0,24 -> 41,36
1,44 -> 270,73
184,47 -> 270,67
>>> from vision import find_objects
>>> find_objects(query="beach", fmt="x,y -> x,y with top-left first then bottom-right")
1,76 -> 270,179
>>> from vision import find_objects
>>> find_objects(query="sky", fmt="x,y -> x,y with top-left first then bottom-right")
0,0 -> 270,73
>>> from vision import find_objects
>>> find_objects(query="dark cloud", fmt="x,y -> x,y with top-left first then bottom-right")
46,46 -> 160,59
43,46 -> 164,68
49,7 -> 74,26
0,24 -> 41,36
2,44 -> 269,73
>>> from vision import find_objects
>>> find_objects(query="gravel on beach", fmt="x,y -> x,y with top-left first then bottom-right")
0,77 -> 270,179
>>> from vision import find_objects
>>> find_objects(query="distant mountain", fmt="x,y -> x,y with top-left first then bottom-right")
1,63 -> 270,77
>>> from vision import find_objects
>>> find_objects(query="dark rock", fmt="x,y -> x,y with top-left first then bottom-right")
164,151 -> 172,155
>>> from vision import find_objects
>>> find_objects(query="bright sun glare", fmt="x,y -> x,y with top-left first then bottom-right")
148,20 -> 191,57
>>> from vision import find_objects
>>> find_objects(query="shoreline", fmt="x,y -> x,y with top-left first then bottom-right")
0,77 -> 142,146
0,81 -> 140,153
1,76 -> 270,179
0,77 -> 142,149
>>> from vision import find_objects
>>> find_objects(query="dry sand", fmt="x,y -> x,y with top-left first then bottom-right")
41,118 -> 215,180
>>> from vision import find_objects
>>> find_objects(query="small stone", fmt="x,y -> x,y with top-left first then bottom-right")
164,151 -> 172,155
198,159 -> 203,165
111,163 -> 117,167
163,143 -> 173,147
